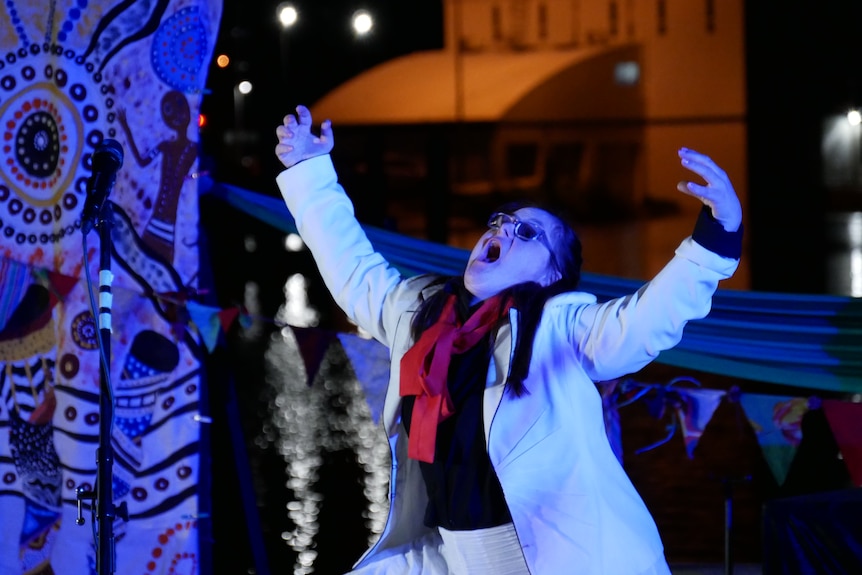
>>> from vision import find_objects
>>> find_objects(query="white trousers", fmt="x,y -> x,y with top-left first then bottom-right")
346,523 -> 530,575
438,523 -> 530,575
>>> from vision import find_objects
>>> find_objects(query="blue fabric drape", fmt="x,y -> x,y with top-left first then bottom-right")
202,178 -> 862,394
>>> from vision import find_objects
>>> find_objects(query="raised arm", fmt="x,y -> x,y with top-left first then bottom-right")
572,148 -> 742,381
274,106 -> 423,345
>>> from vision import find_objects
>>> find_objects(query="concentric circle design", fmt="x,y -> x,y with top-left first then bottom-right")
151,6 -> 208,93
71,311 -> 98,350
15,110 -> 60,178
0,84 -> 80,206
0,42 -> 115,252
59,353 -> 80,379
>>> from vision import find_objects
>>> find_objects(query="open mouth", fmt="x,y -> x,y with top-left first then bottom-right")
483,238 -> 501,262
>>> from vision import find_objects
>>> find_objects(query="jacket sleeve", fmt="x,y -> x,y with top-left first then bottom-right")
570,209 -> 741,381
276,155 -> 422,347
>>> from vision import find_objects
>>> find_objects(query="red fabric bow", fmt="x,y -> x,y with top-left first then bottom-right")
399,293 -> 511,463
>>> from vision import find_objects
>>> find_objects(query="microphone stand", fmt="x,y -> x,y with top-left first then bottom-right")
76,201 -> 127,574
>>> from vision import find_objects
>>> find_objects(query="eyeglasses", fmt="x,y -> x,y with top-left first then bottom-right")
487,212 -> 559,271
487,212 -> 545,240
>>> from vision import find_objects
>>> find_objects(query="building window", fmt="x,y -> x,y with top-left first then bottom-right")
705,0 -> 715,33
538,3 -> 548,39
657,0 -> 666,35
492,5 -> 502,41
505,143 -> 538,179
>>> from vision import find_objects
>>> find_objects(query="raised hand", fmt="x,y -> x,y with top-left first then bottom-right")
275,105 -> 334,169
676,147 -> 742,233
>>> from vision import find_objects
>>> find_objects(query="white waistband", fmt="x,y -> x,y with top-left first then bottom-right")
438,523 -> 530,575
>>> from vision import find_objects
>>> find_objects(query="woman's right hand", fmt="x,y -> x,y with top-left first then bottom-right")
676,147 -> 742,233
275,105 -> 334,169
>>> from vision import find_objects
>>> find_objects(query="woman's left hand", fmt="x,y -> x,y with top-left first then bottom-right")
676,147 -> 742,232
275,105 -> 334,169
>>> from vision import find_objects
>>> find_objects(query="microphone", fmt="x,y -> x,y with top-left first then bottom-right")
81,139 -> 124,235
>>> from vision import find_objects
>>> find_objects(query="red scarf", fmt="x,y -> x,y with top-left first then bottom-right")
399,293 -> 511,463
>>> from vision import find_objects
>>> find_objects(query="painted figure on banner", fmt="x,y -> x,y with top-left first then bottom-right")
117,89 -> 199,265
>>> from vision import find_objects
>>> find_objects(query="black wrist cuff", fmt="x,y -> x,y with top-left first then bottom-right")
692,205 -> 743,259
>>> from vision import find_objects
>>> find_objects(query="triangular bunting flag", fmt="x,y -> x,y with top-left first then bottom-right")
218,307 -> 240,333
42,270 -> 78,306
675,387 -> 726,459
740,393 -> 809,486
238,312 -> 254,330
291,326 -> 337,386
337,333 -> 391,424
822,399 -> 862,487
187,301 -> 222,353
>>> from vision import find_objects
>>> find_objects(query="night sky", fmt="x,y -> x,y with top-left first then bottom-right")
199,0 -> 444,191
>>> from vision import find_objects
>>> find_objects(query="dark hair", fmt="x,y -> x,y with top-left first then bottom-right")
410,201 -> 583,396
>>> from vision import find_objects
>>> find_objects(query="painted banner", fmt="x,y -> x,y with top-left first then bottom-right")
0,1 -> 222,574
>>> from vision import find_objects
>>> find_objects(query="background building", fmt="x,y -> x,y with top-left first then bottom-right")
309,0 -> 749,287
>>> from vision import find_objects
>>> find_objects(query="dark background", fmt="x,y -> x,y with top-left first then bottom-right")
195,1 -> 862,573
200,0 -> 444,198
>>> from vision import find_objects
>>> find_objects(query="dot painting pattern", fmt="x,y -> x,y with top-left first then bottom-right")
151,6 -> 209,94
145,521 -> 198,574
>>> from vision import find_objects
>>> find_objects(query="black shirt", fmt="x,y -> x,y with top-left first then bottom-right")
401,336 -> 513,530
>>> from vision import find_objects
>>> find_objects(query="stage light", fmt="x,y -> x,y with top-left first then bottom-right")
277,3 -> 298,29
238,80 -> 253,95
352,10 -> 373,36
198,113 -> 206,128
284,233 -> 304,252
848,110 -> 861,126
216,54 -> 229,68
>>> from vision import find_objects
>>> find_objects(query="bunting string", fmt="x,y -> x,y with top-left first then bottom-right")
8,252 -> 859,489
